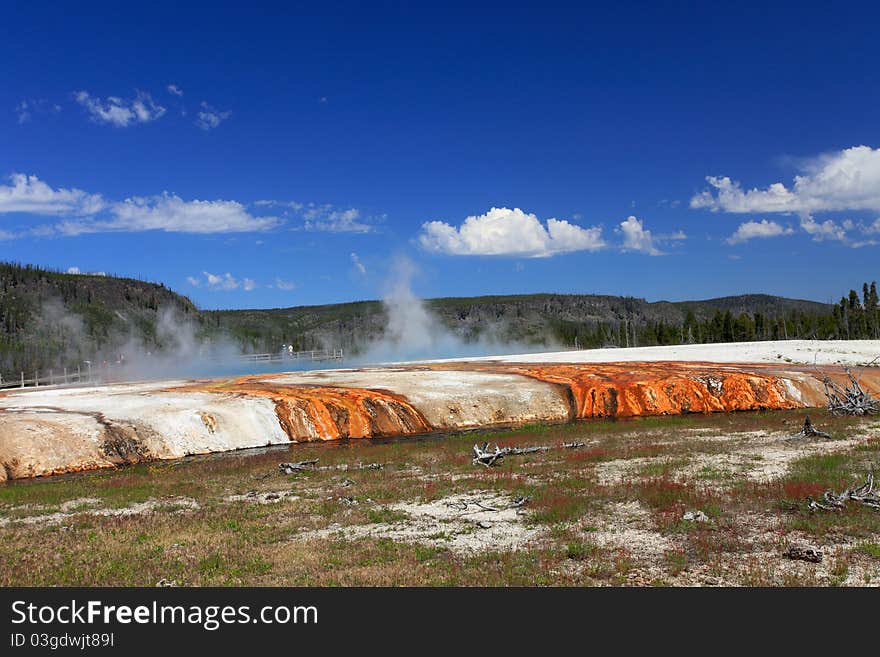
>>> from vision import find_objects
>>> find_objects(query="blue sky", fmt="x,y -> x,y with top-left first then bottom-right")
2,1 -> 879,309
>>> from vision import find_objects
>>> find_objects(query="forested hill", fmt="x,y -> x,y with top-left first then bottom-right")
204,292 -> 838,355
2,261 -> 876,378
0,262 -> 198,378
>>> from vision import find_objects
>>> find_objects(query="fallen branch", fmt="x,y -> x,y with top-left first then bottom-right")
471,441 -> 586,467
278,460 -> 319,474
278,460 -> 384,475
445,496 -> 531,513
806,466 -> 879,511
822,367 -> 879,416
791,416 -> 832,440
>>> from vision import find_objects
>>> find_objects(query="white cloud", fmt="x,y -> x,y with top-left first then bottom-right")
350,252 -> 366,275
110,194 -> 277,233
691,145 -> 880,214
303,205 -> 373,233
799,215 -> 848,242
190,272 -> 257,291
618,216 -> 663,255
274,278 -> 296,290
74,90 -> 166,127
15,100 -> 31,124
167,84 -> 184,97
15,99 -> 61,124
726,219 -> 795,245
859,218 -> 880,234
205,272 -> 238,290
65,267 -> 105,276
58,194 -> 279,235
0,173 -> 280,237
0,174 -> 105,216
418,207 -> 606,257
195,102 -> 231,130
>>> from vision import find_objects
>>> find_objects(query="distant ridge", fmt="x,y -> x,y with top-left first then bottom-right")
5,261 -> 868,377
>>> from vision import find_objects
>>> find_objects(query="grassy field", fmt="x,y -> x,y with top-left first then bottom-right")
1,410 -> 879,586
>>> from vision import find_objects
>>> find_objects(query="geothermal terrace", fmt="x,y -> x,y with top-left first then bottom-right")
1,340 -> 878,482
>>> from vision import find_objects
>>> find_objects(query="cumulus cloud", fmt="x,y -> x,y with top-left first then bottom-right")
0,173 -> 105,216
350,252 -> 366,275
418,207 -> 606,257
726,219 -> 795,245
691,145 -> 880,214
195,102 -> 231,130
74,90 -> 166,127
618,216 -> 665,255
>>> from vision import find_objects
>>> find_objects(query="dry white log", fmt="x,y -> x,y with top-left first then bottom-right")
472,441 -> 586,467
823,367 -> 879,416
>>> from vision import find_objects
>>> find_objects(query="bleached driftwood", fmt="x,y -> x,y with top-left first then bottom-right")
279,460 -> 384,475
471,441 -> 586,467
278,460 -> 319,474
445,495 -> 531,513
807,466 -> 879,511
823,365 -> 879,416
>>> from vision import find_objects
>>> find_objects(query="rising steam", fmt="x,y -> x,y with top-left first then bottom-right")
358,255 -> 549,364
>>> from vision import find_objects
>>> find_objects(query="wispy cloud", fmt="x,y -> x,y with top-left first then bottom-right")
74,90 -> 166,127
303,206 -> 373,233
274,278 -> 296,290
167,84 -> 184,97
419,207 -> 606,257
195,102 -> 231,130
15,99 -> 62,124
258,200 -> 375,232
0,173 -> 278,237
350,252 -> 366,275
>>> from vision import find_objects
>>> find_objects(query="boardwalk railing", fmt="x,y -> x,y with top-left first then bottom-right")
235,348 -> 344,364
1,348 -> 344,390
0,366 -> 97,390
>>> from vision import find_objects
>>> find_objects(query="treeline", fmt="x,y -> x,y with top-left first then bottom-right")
1,259 -> 877,380
552,281 -> 879,349
0,262 -> 198,379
